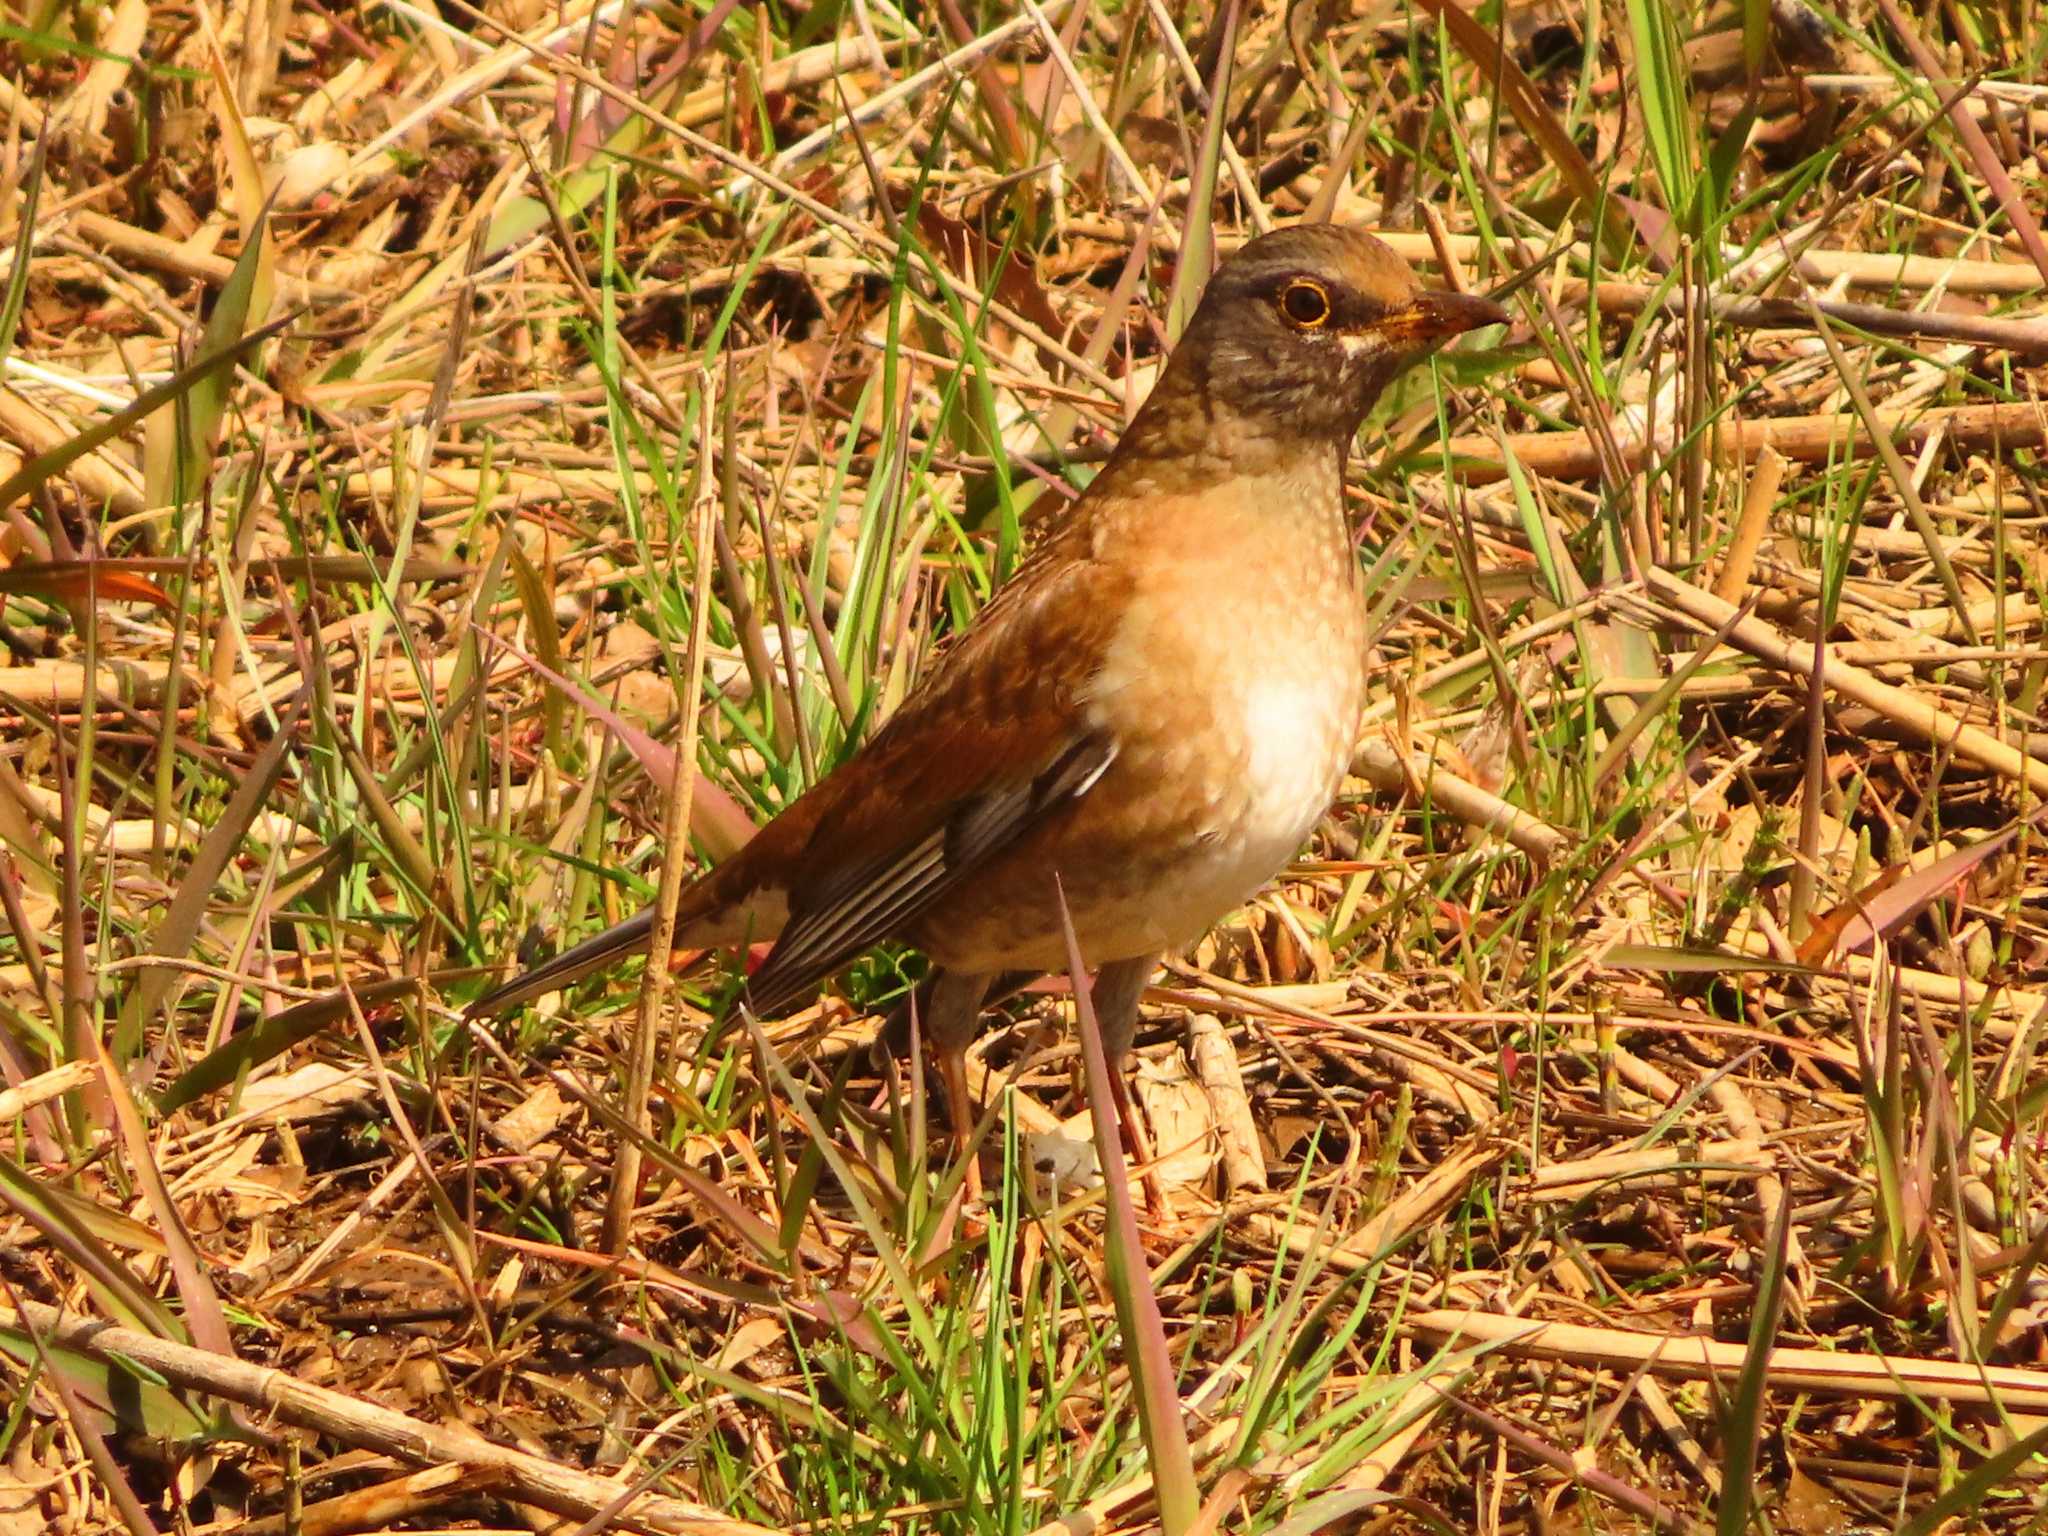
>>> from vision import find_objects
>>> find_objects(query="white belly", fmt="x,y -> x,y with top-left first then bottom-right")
1061,585 -> 1363,963
1243,671 -> 1356,852
1141,668 -> 1356,945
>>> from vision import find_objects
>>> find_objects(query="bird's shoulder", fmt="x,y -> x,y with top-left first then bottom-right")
771,484 -> 1142,846
913,499 -> 1120,700
713,490 -> 1136,992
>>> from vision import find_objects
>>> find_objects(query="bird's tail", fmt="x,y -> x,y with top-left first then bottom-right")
466,860 -> 783,1017
466,907 -> 659,1018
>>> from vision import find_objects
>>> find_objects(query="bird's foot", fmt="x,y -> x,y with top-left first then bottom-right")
1106,1060 -> 1174,1221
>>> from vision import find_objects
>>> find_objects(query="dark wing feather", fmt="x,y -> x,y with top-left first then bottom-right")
745,731 -> 1116,1013
471,480 -> 1137,1020
742,518 -> 1125,1015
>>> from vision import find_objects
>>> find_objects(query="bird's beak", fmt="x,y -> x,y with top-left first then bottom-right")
1381,289 -> 1510,343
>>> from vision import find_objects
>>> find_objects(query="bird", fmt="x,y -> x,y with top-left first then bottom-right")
471,223 -> 1505,1149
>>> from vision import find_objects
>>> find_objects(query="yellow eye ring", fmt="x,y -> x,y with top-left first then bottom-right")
1279,279 -> 1332,329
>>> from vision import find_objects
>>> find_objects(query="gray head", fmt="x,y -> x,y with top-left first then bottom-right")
1134,225 -> 1506,451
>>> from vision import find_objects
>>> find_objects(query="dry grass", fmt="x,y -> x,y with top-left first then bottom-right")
1,0 -> 2047,1531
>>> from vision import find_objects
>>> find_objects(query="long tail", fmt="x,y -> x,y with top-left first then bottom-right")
466,908 -> 657,1017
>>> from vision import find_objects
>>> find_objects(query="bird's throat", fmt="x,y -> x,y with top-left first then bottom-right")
1111,365 -> 1358,496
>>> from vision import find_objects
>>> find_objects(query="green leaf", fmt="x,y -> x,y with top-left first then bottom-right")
0,131 -> 45,380
156,976 -> 416,1114
1500,445 -> 1567,608
1716,1199 -> 1791,1536
122,686 -> 309,1046
1599,943 -> 1818,978
0,1158 -> 184,1341
0,1330 -> 220,1446
1624,0 -> 1695,228
1412,0 -> 1635,255
1896,1422 -> 2048,1536
0,313 -> 292,516
486,116 -> 656,254
1058,895 -> 1198,1535
1165,5 -> 1235,343
168,195 -> 273,505
1739,0 -> 1769,77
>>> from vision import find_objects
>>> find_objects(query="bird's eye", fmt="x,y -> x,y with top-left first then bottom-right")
1279,279 -> 1331,329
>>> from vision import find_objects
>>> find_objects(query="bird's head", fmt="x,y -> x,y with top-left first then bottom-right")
1148,224 -> 1507,449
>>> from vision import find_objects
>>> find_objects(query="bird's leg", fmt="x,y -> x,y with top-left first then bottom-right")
1087,954 -> 1165,1206
925,968 -> 995,1167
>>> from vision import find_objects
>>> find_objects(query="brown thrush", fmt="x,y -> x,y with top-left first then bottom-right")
472,224 -> 1505,1139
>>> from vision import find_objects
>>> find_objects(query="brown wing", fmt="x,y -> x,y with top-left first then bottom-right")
468,512 -> 1128,1020
742,516 -> 1127,1013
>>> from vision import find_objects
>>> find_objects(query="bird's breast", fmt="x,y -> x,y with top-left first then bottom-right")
918,471 -> 1368,975
1070,486 -> 1367,940
1110,570 -> 1361,839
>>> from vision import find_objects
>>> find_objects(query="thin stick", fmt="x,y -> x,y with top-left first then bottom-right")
1648,568 -> 2048,799
1711,445 -> 1783,603
1350,738 -> 1569,862
1594,279 -> 2048,355
1444,400 -> 2048,483
1872,0 -> 2048,287
1142,0 -> 1272,234
0,1300 -> 776,1536
602,377 -> 719,1259
1407,1307 -> 2048,1410
1800,289 -> 1977,643
1056,217 -> 2043,294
